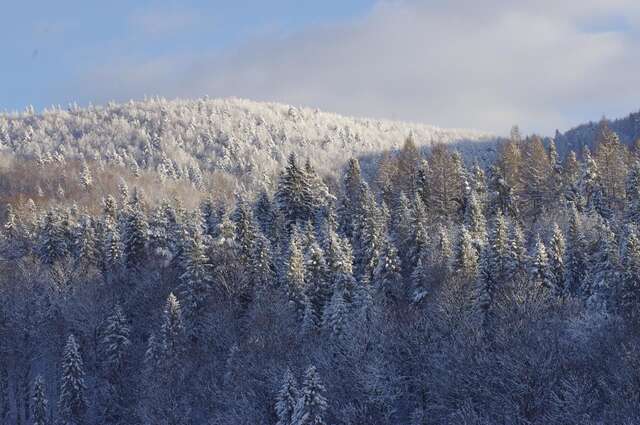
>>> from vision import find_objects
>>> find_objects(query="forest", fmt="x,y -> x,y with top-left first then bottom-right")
2,107 -> 640,425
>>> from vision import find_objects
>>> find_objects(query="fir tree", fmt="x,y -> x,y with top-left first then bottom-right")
291,366 -> 328,425
322,289 -> 348,344
102,305 -> 131,375
160,293 -> 186,366
58,334 -> 87,425
564,205 -> 587,296
475,245 -> 497,331
123,202 -> 149,269
529,235 -> 553,292
232,198 -> 257,264
464,191 -> 487,249
411,253 -> 430,304
304,242 -> 331,321
454,227 -> 479,280
254,189 -> 276,237
32,375 -> 47,425
373,236 -> 403,302
178,225 -> 212,333
276,369 -> 299,425
488,211 -> 510,283
625,161 -> 640,224
276,153 -> 314,229
587,220 -> 620,311
619,225 -> 640,323
548,223 -> 566,296
250,231 -> 276,290
80,161 -> 93,191
286,230 -> 307,312
507,223 -> 528,280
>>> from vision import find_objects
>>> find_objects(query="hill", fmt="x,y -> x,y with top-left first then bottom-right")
0,97 -> 496,193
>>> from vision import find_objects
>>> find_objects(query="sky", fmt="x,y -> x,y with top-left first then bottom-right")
1,0 -> 639,135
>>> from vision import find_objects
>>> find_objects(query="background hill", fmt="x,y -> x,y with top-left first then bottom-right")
0,97 -> 496,196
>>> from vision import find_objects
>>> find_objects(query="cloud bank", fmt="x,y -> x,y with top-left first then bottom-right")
76,0 -> 640,135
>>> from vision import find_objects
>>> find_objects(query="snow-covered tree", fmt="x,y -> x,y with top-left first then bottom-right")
373,235 -> 403,302
291,366 -> 328,425
102,305 -> 131,375
454,226 -> 478,279
548,223 -> 566,296
32,375 -> 47,425
529,235 -> 553,292
619,225 -> 640,323
276,369 -> 299,425
58,334 -> 87,425
277,153 -> 314,229
565,205 -> 587,296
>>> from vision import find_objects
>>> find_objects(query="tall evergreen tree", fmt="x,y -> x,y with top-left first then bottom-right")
291,366 -> 328,425
529,235 -> 553,292
123,201 -> 149,269
454,227 -> 479,280
58,334 -> 87,425
32,375 -> 47,425
373,235 -> 403,302
548,223 -> 566,296
276,153 -> 314,229
619,225 -> 640,323
564,205 -> 587,296
276,369 -> 299,425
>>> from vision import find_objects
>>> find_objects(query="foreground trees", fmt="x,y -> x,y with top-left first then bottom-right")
3,124 -> 640,423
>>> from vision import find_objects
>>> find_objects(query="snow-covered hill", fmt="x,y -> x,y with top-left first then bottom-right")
0,97 -> 497,191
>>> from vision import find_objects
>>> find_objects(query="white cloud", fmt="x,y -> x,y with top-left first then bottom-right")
76,0 -> 640,135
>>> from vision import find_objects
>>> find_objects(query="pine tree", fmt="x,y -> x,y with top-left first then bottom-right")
475,245 -> 496,331
38,209 -> 67,265
373,235 -> 403,302
587,220 -> 620,311
625,161 -> 640,223
488,211 -> 509,282
276,369 -> 299,425
582,149 -> 611,219
507,223 -> 528,280
529,235 -> 553,292
123,201 -> 149,269
286,230 -> 307,312
160,293 -> 186,366
80,161 -> 93,191
322,289 -> 348,344
353,183 -> 384,281
411,253 -> 430,304
103,217 -> 123,271
178,226 -> 212,333
232,198 -> 257,264
277,153 -> 314,229
254,189 -> 276,237
454,227 -> 479,279
291,366 -> 328,425
32,375 -> 47,425
464,191 -> 487,249
58,334 -> 87,425
102,305 -> 131,375
250,231 -> 276,290
75,216 -> 98,268
564,205 -> 587,296
619,225 -> 640,323
548,223 -> 566,296
304,242 -> 331,322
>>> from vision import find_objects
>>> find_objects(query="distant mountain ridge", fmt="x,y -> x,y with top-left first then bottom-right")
0,97 -> 496,192
554,110 -> 640,157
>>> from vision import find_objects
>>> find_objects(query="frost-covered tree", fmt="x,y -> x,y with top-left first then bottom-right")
277,153 -> 314,229
587,220 -> 620,311
507,223 -> 528,280
32,375 -> 47,425
322,289 -> 348,344
464,191 -> 487,248
488,211 -> 510,283
58,334 -> 87,425
548,223 -> 566,296
80,161 -> 93,191
276,369 -> 299,425
160,293 -> 186,365
454,227 -> 478,279
122,200 -> 149,269
286,230 -> 307,312
178,225 -> 212,332
625,161 -> 640,223
373,235 -> 403,303
102,305 -> 131,375
529,235 -> 553,292
291,366 -> 328,425
564,206 -> 587,297
304,242 -> 331,321
619,225 -> 640,323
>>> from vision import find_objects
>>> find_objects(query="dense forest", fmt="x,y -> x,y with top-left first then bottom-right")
2,108 -> 640,425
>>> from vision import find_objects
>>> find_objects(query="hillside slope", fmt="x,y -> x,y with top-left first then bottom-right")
0,97 -> 496,192
554,110 -> 640,156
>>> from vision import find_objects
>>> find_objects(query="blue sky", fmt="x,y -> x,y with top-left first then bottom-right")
2,0 -> 639,134
1,1 -> 374,111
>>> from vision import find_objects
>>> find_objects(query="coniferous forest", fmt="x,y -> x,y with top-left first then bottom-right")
3,102 -> 640,425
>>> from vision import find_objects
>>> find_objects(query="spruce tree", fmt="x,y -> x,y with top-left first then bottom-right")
32,375 -> 47,425
276,369 -> 299,425
529,235 -> 553,292
250,231 -> 276,290
619,225 -> 640,323
507,223 -> 528,281
58,334 -> 87,425
563,206 -> 587,298
286,230 -> 307,312
123,201 -> 149,269
276,153 -> 314,229
322,289 -> 348,344
587,220 -> 620,311
488,211 -> 509,283
625,161 -> 640,223
291,366 -> 328,425
373,236 -> 403,302
548,223 -> 566,296
160,293 -> 186,366
102,305 -> 131,375
178,226 -> 212,333
454,227 -> 479,280
464,191 -> 487,249
304,242 -> 331,322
